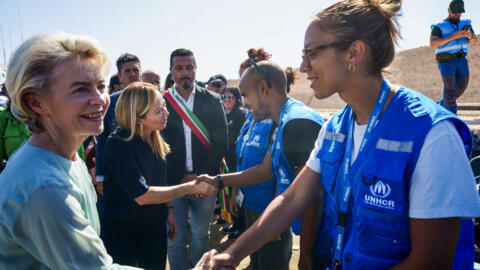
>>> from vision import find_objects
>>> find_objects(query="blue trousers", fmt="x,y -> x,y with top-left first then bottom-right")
167,194 -> 216,270
437,57 -> 470,113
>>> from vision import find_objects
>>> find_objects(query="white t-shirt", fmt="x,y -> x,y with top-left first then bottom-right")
306,119 -> 480,218
173,87 -> 196,172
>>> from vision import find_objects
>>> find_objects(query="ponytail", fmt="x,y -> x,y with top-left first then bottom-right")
313,0 -> 402,75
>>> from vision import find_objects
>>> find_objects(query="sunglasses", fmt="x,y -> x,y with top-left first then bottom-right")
302,41 -> 344,66
247,59 -> 272,88
221,94 -> 235,100
210,83 -> 223,89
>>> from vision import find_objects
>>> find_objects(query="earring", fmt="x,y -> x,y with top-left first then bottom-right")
348,63 -> 355,72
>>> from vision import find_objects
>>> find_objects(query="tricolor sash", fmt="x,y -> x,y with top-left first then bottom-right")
165,87 -> 233,223
164,87 -> 212,150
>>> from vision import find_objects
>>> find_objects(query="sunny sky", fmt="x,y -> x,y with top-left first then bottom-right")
1,0 -> 479,84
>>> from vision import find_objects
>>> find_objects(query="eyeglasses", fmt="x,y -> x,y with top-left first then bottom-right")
247,59 -> 273,88
302,41 -> 343,66
221,94 -> 234,100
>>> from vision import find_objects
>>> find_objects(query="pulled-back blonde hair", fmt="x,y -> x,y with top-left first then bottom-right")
6,32 -> 109,133
312,0 -> 402,75
116,82 -> 170,159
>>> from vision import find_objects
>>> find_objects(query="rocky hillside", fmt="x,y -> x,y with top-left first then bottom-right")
288,45 -> 480,109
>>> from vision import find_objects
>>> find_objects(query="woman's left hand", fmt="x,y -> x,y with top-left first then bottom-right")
167,208 -> 177,239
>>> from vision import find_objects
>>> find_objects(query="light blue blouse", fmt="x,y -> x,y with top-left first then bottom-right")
0,142 -> 140,269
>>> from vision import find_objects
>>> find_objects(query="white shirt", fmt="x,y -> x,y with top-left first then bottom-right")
306,119 -> 480,218
173,86 -> 196,172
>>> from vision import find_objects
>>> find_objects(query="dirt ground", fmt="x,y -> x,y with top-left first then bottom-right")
165,211 -> 300,270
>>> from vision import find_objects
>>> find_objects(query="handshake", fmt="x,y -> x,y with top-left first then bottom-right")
183,174 -> 222,199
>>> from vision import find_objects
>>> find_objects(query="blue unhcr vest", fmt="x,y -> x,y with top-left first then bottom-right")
270,98 -> 325,235
432,19 -> 471,55
318,88 -> 474,269
237,111 -> 277,212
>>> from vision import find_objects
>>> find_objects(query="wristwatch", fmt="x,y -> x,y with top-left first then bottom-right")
216,174 -> 224,190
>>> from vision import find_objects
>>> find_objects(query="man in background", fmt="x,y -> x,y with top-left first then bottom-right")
163,48 -> 227,270
142,69 -> 161,91
206,74 -> 227,94
430,0 -> 477,114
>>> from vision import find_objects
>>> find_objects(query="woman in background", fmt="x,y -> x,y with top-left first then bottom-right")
221,87 -> 246,173
164,73 -> 174,92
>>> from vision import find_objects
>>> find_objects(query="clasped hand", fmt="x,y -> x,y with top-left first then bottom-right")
192,249 -> 236,270
183,174 -> 217,199
195,174 -> 218,186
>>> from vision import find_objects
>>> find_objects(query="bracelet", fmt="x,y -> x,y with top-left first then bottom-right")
167,206 -> 174,210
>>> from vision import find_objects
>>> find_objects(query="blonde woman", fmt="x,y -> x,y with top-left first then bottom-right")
101,82 -> 215,270
0,33 -> 138,269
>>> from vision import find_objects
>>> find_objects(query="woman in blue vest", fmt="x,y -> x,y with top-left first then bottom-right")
197,1 -> 480,269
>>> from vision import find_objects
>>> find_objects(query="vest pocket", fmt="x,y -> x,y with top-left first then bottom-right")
345,218 -> 411,269
344,154 -> 411,268
354,154 -> 408,216
318,149 -> 343,193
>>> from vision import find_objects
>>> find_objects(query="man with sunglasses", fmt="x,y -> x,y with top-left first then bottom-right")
206,74 -> 227,94
197,60 -> 326,270
430,0 -> 477,114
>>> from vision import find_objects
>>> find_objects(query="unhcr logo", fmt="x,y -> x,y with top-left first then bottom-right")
279,169 -> 290,185
364,180 -> 395,210
246,135 -> 261,147
370,181 -> 391,199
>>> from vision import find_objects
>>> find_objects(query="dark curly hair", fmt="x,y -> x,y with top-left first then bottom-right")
108,75 -> 121,95
164,73 -> 174,91
239,48 -> 272,76
284,67 -> 296,94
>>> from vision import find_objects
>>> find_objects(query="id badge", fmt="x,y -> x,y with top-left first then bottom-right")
236,189 -> 244,207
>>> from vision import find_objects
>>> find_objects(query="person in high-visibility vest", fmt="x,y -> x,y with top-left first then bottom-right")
430,0 -> 477,114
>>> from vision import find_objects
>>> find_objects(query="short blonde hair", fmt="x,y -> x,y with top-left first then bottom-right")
116,82 -> 171,159
6,32 -> 109,133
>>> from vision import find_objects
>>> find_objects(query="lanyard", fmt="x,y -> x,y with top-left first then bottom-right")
333,80 -> 390,266
238,115 -> 256,164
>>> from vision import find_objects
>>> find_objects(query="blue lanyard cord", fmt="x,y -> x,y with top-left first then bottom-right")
333,80 -> 391,264
239,118 -> 256,161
